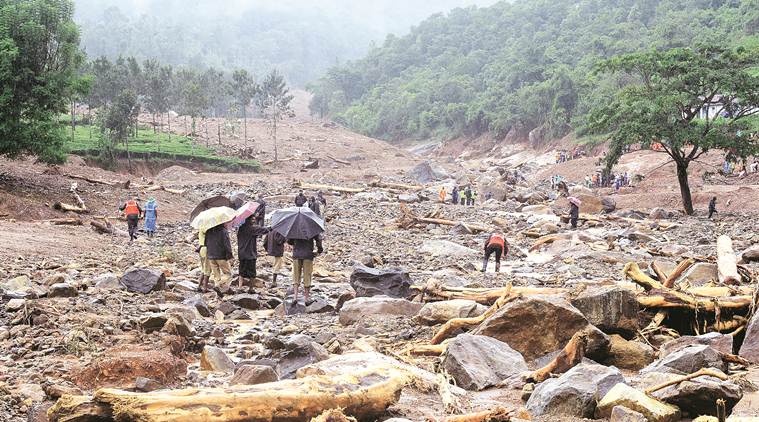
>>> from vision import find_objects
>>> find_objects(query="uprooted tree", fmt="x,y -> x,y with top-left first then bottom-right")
587,45 -> 759,215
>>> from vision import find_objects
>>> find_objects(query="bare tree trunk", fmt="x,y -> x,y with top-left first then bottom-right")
153,113 -> 157,134
88,106 -> 92,140
204,118 -> 209,148
70,100 -> 75,141
273,107 -> 279,162
218,123 -> 221,145
243,104 -> 247,146
676,161 -> 694,215
167,112 -> 171,141
126,137 -> 132,173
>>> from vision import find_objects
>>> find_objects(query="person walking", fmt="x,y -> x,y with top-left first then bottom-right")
451,186 -> 459,206
295,190 -> 307,207
143,198 -> 158,237
196,230 -> 212,292
708,197 -> 718,219
237,216 -> 269,292
264,229 -> 287,287
205,224 -> 233,294
569,198 -> 580,229
471,189 -> 478,206
288,234 -> 323,304
317,191 -> 327,213
482,233 -> 508,273
308,196 -> 321,216
464,186 -> 473,206
119,196 -> 143,242
439,186 -> 447,204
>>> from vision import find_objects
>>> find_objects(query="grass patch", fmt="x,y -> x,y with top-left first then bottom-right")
575,133 -> 608,148
64,124 -> 260,171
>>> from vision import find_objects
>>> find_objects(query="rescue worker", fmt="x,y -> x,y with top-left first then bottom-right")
288,234 -> 324,304
439,186 -> 446,204
317,191 -> 327,213
295,190 -> 307,207
482,233 -> 508,273
708,197 -> 718,219
471,189 -> 478,205
464,186 -> 473,206
264,229 -> 287,287
119,196 -> 143,242
451,186 -> 459,206
205,224 -> 233,294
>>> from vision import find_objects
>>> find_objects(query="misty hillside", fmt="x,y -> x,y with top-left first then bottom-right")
309,0 -> 759,142
73,0 -> 498,86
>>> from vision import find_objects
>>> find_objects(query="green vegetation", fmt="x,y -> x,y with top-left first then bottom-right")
66,125 -> 260,172
309,0 -> 759,143
0,0 -> 84,163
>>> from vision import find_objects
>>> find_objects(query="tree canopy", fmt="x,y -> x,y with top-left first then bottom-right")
0,0 -> 84,163
308,0 -> 759,142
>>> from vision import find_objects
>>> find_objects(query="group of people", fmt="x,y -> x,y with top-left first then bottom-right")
583,171 -> 632,191
195,192 -> 324,304
723,159 -> 759,177
440,185 -> 478,205
118,197 -> 159,241
295,190 -> 327,216
555,149 -> 584,164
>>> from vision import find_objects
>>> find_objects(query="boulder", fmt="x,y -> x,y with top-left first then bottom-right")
610,406 -> 647,422
521,205 -> 553,215
649,208 -> 672,220
442,334 -> 528,391
398,193 -> 421,203
134,377 -> 162,392
680,263 -> 718,286
603,335 -> 654,370
739,310 -> 759,363
275,335 -> 329,379
410,161 -> 448,183
200,346 -> 235,373
182,295 -> 212,317
227,293 -> 261,310
570,285 -> 640,336
740,244 -> 759,263
660,332 -> 733,358
305,298 -> 334,314
596,383 -> 681,422
641,345 -> 726,375
73,346 -> 187,389
415,300 -> 487,325
420,240 -> 478,258
602,197 -> 617,213
14,383 -> 46,402
472,295 -> 609,361
230,364 -> 278,385
43,273 -> 67,286
162,314 -> 194,337
646,369 -> 742,417
526,363 -> 625,418
1,275 -> 43,298
5,298 -> 25,312
339,296 -> 423,326
48,282 -> 78,298
140,313 -> 168,333
448,223 -> 473,235
349,265 -> 412,298
93,273 -> 122,290
120,268 -> 166,294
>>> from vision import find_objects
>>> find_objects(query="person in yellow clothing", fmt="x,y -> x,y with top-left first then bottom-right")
439,186 -> 446,204
196,230 -> 212,292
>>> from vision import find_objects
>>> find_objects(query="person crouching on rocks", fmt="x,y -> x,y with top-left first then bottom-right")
482,233 -> 508,273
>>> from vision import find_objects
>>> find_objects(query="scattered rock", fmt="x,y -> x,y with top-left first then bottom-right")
641,345 -> 726,375
48,282 -> 78,298
649,208 -> 672,220
162,314 -> 194,337
680,263 -> 718,286
570,285 -> 640,336
5,298 -> 25,312
14,383 -> 45,403
398,193 -> 420,203
740,244 -> 759,263
1,275 -> 42,298
349,265 -> 412,298
120,268 -> 166,294
182,295 -> 211,317
230,364 -> 278,385
660,332 -> 733,358
610,405 -> 647,422
526,363 -> 625,418
646,369 -> 742,417
227,293 -> 261,310
339,296 -> 423,326
596,383 -> 681,422
602,197 -> 616,213
472,295 -> 610,361
275,335 -> 329,379
305,298 -> 334,313
140,313 -> 168,333
134,377 -> 162,392
420,240 -> 478,258
415,299 -> 487,325
739,310 -> 759,363
200,346 -> 235,373
442,334 -> 528,391
603,335 -> 654,370
93,273 -> 122,290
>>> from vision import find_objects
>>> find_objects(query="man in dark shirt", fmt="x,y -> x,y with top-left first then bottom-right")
308,196 -> 321,216
205,225 -> 233,294
295,191 -> 307,207
708,197 -> 718,219
287,234 -> 323,304
237,216 -> 269,292
265,230 -> 287,287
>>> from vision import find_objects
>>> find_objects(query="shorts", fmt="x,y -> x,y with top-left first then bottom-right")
272,256 -> 284,273
239,258 -> 257,278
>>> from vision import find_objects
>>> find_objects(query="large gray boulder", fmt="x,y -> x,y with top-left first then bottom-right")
200,346 -> 235,373
48,282 -> 78,298
680,263 -> 718,286
275,335 -> 329,379
603,334 -> 654,370
570,285 -> 639,336
472,295 -> 610,361
660,332 -> 733,358
349,265 -> 412,298
641,345 -> 726,375
410,161 -> 448,183
526,363 -> 625,418
442,334 -> 528,391
339,296 -> 422,325
415,300 -> 487,325
120,268 -> 166,294
646,369 -> 742,417
230,365 -> 278,385
740,310 -> 759,363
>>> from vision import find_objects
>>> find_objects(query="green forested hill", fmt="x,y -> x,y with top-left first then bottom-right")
309,0 -> 759,142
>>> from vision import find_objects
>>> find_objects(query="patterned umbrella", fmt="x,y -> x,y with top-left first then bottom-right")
568,196 -> 582,207
190,206 -> 237,234
227,202 -> 260,229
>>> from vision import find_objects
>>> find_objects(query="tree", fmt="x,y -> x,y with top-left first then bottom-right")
256,70 -> 294,162
587,46 -> 759,215
230,69 -> 257,144
0,0 -> 84,163
103,89 -> 140,171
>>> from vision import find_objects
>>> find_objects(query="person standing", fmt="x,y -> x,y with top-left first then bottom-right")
264,229 -> 286,287
288,234 -> 323,304
569,199 -> 580,229
196,230 -> 212,292
237,216 -> 269,292
451,186 -> 459,206
464,186 -> 472,206
708,197 -> 718,219
143,198 -> 158,237
119,196 -> 143,242
439,186 -> 447,204
295,190 -> 307,207
317,191 -> 327,214
482,233 -> 508,273
308,196 -> 321,216
471,189 -> 478,206
205,224 -> 233,294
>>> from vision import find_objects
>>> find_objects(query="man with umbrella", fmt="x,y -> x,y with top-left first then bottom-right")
237,213 -> 269,292
192,207 -> 237,293
271,207 -> 325,305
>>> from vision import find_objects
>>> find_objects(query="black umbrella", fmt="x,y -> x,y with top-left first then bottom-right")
271,206 -> 325,240
189,195 -> 234,222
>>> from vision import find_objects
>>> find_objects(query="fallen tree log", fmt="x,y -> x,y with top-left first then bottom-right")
398,204 -> 490,233
297,182 -> 365,194
717,235 -> 741,285
664,258 -> 695,288
50,367 -> 409,422
47,395 -> 112,422
143,185 -> 187,195
369,180 -> 423,191
90,219 -> 127,236
431,286 -> 514,345
414,281 -> 566,305
438,407 -> 513,422
62,172 -> 117,186
645,368 -> 728,395
326,155 -> 351,165
525,329 -> 588,383
52,202 -> 87,213
43,218 -> 83,226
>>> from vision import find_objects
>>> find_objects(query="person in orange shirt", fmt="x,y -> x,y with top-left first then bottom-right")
482,233 -> 508,273
439,186 -> 447,204
119,196 -> 143,242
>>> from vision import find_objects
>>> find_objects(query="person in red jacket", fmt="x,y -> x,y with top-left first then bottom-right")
482,233 -> 508,273
119,197 -> 143,242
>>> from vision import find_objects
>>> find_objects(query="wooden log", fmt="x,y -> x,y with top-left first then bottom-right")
369,180 -> 423,191
297,182 -> 365,194
45,218 -> 83,226
47,394 -> 112,422
62,173 -> 117,186
53,202 -> 87,213
143,185 -> 187,195
525,329 -> 588,383
645,368 -> 728,394
717,235 -> 740,285
326,155 -> 351,165
430,287 -> 514,345
414,282 -> 566,305
439,407 -> 513,422
397,204 -> 490,233
529,234 -> 563,252
88,367 -> 408,422
664,258 -> 695,288
651,261 -> 669,284
409,342 -> 449,356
